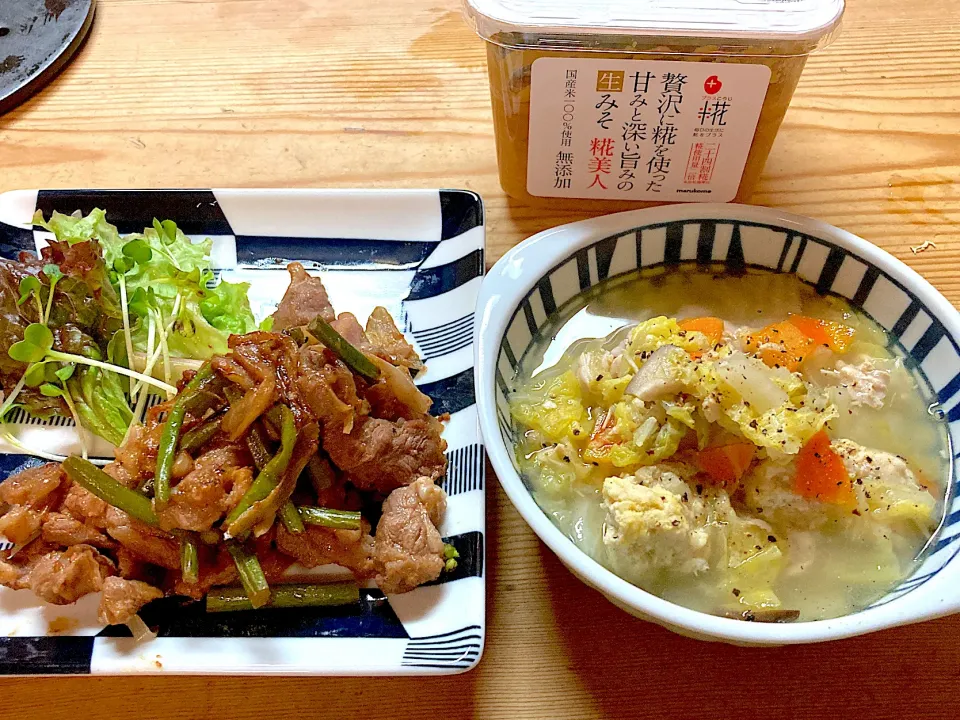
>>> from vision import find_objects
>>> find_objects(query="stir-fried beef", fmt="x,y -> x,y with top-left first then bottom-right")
365,356 -> 432,420
61,484 -> 110,528
228,331 -> 312,426
324,416 -> 447,495
173,537 -> 296,600
157,448 -> 253,532
297,348 -> 365,433
0,462 -> 65,507
373,477 -> 447,593
0,263 -> 450,617
272,262 -> 336,330
104,508 -> 180,570
19,544 -> 114,605
108,425 -> 162,488
275,523 -> 375,577
97,577 -> 163,625
365,306 -> 423,375
330,312 -> 371,350
0,505 -> 43,545
211,354 -> 256,390
42,512 -> 114,549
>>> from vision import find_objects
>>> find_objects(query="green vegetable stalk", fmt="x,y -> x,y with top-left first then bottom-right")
306,316 -> 380,382
206,582 -> 359,613
154,363 -> 215,507
180,416 -> 221,454
223,405 -> 296,537
226,542 -> 270,609
298,506 -> 362,531
279,501 -> 305,534
180,534 -> 200,584
62,456 -> 158,526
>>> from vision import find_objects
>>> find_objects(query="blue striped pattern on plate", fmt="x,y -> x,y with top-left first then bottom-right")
493,217 -> 957,613
400,624 -> 482,670
0,188 -> 487,676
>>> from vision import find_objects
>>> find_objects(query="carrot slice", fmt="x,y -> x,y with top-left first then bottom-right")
695,443 -> 756,489
788,315 -> 855,353
583,410 -> 617,464
680,317 -> 725,360
743,321 -> 815,372
794,430 -> 855,506
680,317 -> 725,345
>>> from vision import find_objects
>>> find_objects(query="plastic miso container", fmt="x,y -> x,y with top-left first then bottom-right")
462,0 -> 845,210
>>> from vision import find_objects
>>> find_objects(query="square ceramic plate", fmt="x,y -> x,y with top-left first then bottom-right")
0,188 -> 486,675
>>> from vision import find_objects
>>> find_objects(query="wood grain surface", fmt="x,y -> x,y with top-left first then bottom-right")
1,0 -> 959,718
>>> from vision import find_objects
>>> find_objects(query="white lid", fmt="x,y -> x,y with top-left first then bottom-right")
464,0 -> 845,46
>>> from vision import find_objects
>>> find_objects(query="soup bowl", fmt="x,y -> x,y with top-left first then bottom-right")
475,203 -> 960,645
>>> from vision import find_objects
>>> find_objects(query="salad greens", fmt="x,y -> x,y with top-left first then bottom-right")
0,209 -> 259,457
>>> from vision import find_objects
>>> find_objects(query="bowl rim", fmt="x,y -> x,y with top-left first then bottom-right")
475,202 -> 960,644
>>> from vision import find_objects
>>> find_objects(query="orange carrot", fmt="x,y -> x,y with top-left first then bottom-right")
584,410 -> 617,464
679,317 -> 725,345
743,321 -> 815,372
794,430 -> 855,506
680,317 -> 725,360
695,443 -> 756,488
788,315 -> 855,353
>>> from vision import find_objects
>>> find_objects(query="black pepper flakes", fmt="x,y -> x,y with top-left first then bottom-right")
732,588 -> 741,597
767,535 -> 777,543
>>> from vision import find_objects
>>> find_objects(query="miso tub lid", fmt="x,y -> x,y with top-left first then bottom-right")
463,0 -> 845,48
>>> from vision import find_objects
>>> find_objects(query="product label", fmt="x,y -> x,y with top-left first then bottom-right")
526,57 -> 771,202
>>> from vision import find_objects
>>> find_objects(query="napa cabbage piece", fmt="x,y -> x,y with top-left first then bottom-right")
582,397 -> 687,468
522,440 -> 599,499
626,316 -> 713,356
619,333 -> 837,455
575,348 -> 632,405
693,356 -> 836,455
510,370 -> 586,444
722,545 -> 785,611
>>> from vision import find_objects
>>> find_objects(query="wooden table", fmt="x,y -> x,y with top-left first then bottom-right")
1,0 -> 959,717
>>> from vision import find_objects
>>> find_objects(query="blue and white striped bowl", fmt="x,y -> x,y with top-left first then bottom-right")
475,203 -> 960,645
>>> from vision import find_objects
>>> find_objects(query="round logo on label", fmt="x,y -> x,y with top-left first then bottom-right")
704,76 -> 722,95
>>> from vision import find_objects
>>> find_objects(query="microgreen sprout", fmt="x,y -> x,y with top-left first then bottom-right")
41,264 -> 62,324
116,238 -> 155,395
8,322 -> 176,395
37,363 -> 87,459
17,275 -> 43,320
